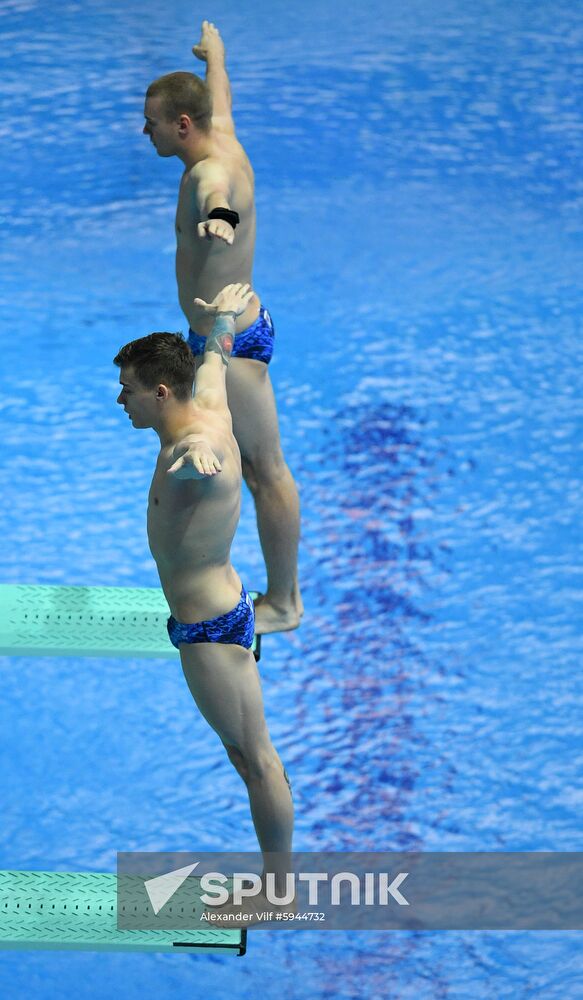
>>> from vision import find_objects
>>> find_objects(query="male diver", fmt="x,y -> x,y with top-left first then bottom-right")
115,282 -> 293,916
143,19 -> 302,635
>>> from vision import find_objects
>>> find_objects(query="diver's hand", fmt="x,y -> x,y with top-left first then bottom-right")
167,439 -> 222,479
193,20 -> 226,64
193,282 -> 254,319
197,217 -> 235,245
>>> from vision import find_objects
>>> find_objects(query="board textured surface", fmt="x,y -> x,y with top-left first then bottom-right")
0,871 -> 245,954
0,585 -> 260,660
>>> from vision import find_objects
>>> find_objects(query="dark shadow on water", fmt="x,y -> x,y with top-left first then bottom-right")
294,395 -> 459,854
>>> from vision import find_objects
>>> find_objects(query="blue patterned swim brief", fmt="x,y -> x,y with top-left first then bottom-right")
188,305 -> 275,365
167,586 -> 255,650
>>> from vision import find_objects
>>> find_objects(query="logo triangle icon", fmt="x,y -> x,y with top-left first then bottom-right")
144,862 -> 199,915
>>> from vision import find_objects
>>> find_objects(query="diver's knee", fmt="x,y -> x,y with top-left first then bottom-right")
224,743 -> 249,781
241,456 -> 258,494
242,452 -> 287,494
225,743 -> 292,796
227,743 -> 278,781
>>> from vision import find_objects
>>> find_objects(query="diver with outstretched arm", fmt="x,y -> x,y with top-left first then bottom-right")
142,20 -> 302,635
115,282 -> 294,919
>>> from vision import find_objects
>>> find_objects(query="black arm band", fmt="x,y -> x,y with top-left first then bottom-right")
207,207 -> 240,229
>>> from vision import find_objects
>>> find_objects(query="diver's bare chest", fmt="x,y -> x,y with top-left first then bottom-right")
148,462 -> 192,519
175,155 -> 246,238
147,472 -> 167,524
175,178 -> 199,237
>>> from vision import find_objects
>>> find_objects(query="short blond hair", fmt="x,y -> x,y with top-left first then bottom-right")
146,71 -> 212,131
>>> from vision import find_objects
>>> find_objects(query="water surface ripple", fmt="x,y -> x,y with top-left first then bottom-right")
0,0 -> 581,997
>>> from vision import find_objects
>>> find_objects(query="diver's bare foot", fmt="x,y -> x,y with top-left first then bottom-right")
253,595 -> 302,635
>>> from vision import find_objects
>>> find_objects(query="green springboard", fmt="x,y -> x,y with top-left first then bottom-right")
0,871 -> 245,954
0,584 -> 260,661
0,584 -> 259,952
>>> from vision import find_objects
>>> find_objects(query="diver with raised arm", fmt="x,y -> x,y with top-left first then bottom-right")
142,20 -> 302,635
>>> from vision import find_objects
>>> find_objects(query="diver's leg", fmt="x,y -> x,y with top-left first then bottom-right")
226,356 -> 303,634
179,641 -> 294,860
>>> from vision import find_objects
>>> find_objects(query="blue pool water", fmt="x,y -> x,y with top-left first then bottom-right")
0,0 -> 582,996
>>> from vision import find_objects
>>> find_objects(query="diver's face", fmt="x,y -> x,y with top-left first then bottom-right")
117,368 -> 156,429
143,97 -> 177,157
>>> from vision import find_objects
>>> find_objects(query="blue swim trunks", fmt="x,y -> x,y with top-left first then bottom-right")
167,586 -> 255,650
188,305 -> 275,365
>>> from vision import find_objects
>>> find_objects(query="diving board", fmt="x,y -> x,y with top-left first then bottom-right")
0,871 -> 245,954
0,585 -> 261,661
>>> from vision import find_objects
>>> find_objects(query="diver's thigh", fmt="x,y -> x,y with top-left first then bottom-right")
225,357 -> 283,463
179,642 -> 269,749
